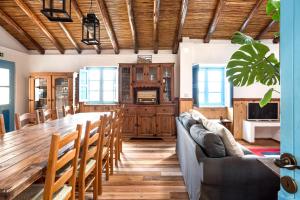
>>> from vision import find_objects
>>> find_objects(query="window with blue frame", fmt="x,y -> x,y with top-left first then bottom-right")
193,65 -> 226,107
79,67 -> 118,104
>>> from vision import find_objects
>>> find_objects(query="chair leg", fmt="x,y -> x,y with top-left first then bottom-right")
110,145 -> 114,175
115,142 -> 119,167
105,158 -> 110,181
98,160 -> 103,195
93,168 -> 98,200
78,182 -> 85,200
118,139 -> 122,160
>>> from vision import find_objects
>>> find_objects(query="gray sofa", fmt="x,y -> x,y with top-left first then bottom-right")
176,117 -> 280,200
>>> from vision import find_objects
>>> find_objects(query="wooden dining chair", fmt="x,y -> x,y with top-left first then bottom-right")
14,125 -> 82,200
118,107 -> 125,158
77,118 -> 101,200
110,110 -> 120,172
0,114 -> 5,135
73,104 -> 80,114
97,114 -> 112,195
40,108 -> 59,123
15,111 -> 40,130
62,105 -> 74,117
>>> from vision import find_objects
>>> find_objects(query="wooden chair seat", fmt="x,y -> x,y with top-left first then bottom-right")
15,184 -> 72,200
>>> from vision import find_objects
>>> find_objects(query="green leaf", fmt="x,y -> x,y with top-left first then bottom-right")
226,42 -> 280,87
259,88 -> 274,107
231,32 -> 256,45
266,0 -> 280,22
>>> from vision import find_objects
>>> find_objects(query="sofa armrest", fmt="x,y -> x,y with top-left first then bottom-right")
202,156 -> 279,187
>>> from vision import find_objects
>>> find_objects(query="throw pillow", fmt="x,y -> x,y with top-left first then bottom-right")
190,124 -> 226,158
202,119 -> 244,157
180,115 -> 198,131
189,109 -> 207,122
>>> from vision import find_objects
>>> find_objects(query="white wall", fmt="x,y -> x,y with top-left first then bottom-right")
0,26 -> 28,53
179,38 -> 280,99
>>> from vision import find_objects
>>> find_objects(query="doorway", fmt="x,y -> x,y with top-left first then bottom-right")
0,60 -> 15,132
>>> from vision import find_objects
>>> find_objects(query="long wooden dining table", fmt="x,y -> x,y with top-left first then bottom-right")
0,112 -> 109,200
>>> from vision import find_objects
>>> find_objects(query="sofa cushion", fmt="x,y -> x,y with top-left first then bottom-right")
180,115 -> 198,131
202,119 -> 244,157
179,112 -> 191,122
190,124 -> 226,158
189,109 -> 207,123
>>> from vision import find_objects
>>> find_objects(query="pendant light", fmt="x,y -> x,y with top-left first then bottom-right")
81,0 -> 100,45
41,0 -> 73,22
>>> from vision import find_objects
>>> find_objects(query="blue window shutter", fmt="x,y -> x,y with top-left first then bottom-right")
79,69 -> 88,102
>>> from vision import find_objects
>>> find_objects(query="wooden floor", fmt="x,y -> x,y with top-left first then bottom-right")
87,140 -> 188,200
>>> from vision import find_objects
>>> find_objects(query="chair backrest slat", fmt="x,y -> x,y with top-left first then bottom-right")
62,105 -> 74,117
41,108 -> 58,123
15,111 -> 40,130
43,124 -> 82,200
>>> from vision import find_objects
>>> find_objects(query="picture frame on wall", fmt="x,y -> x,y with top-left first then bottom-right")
137,55 -> 152,63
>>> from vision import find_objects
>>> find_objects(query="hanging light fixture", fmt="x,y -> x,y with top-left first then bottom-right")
82,0 -> 100,45
41,0 -> 73,22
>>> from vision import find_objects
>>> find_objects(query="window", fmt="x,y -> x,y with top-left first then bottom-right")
79,67 -> 118,104
193,65 -> 227,107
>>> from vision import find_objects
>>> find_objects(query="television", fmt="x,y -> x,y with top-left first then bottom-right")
247,103 -> 279,121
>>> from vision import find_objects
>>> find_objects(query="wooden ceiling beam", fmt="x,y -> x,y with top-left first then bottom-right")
172,0 -> 189,54
153,0 -> 160,54
0,8 -> 45,54
255,20 -> 276,40
14,0 -> 64,54
204,0 -> 225,43
126,0 -> 138,54
95,0 -> 120,54
239,0 -> 264,32
58,22 -> 82,54
71,0 -> 101,54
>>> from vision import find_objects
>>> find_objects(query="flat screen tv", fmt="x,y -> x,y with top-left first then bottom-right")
247,103 -> 279,121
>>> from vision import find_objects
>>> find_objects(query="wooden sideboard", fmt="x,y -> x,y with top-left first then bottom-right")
119,63 -> 176,139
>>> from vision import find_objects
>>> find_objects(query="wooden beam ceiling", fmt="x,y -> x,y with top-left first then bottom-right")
126,0 -> 138,54
172,0 -> 188,54
240,0 -> 264,32
153,0 -> 160,54
204,0 -> 225,43
58,22 -> 82,54
71,0 -> 101,54
14,0 -> 65,54
95,0 -> 120,54
0,8 -> 45,54
255,20 -> 276,40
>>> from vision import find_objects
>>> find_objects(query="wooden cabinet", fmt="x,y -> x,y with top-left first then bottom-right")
119,63 -> 176,139
29,72 -> 78,117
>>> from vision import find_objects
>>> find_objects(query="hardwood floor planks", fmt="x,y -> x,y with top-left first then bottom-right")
86,140 -> 188,200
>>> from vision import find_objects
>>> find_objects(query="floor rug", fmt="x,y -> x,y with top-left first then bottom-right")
247,147 -> 280,157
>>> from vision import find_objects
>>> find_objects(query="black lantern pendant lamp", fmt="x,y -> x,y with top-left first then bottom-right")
41,0 -> 73,22
82,0 -> 100,45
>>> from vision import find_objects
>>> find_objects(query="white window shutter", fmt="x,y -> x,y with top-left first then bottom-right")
79,69 -> 88,102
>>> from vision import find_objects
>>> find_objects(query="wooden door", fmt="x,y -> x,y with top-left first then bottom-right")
52,75 -> 72,118
280,1 -> 300,199
133,64 -> 145,83
137,115 -> 156,136
146,64 -> 160,83
28,75 -> 52,113
156,114 -> 174,136
123,115 -> 137,136
119,65 -> 133,103
160,64 -> 174,103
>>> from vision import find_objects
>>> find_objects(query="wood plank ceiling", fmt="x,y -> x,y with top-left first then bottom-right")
0,0 -> 279,54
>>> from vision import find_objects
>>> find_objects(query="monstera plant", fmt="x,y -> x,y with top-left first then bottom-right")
226,0 -> 280,107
